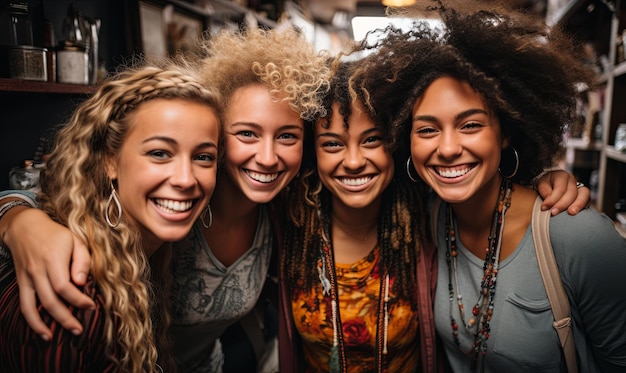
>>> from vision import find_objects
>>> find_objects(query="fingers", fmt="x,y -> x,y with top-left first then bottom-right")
16,277 -> 52,340
536,170 -> 588,216
42,235 -> 94,311
537,171 -> 567,213
27,268 -> 84,336
70,236 -> 92,287
567,185 -> 591,215
6,208 -> 93,338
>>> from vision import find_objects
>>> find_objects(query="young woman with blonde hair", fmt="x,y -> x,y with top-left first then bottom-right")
0,63 -> 221,372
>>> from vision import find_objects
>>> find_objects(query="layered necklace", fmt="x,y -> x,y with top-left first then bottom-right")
317,219 -> 390,373
445,177 -> 512,372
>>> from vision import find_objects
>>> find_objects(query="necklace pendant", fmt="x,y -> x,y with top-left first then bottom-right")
317,262 -> 331,295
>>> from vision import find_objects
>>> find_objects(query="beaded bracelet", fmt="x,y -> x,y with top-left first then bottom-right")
0,200 -> 33,222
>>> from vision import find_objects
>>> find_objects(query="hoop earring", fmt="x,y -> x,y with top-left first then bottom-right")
406,157 -> 420,183
105,183 -> 122,228
201,204 -> 213,228
499,146 -> 519,179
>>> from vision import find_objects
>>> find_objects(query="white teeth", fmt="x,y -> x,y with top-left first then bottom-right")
339,177 -> 371,186
154,199 -> 192,213
437,167 -> 471,178
246,170 -> 279,183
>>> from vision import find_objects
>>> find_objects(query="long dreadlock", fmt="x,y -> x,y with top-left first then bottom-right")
281,61 -> 428,307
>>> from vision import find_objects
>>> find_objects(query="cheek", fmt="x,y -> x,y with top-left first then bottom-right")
381,161 -> 395,189
199,168 -> 218,196
410,138 -> 428,162
314,151 -> 334,176
281,144 -> 303,172
223,142 -> 246,169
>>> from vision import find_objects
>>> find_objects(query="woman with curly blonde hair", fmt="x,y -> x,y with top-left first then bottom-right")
165,26 -> 331,372
0,26 -> 331,372
0,63 -> 221,372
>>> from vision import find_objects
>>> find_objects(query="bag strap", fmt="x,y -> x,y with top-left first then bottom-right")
532,197 -> 578,373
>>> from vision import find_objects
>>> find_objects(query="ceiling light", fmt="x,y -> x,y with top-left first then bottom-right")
381,0 -> 417,7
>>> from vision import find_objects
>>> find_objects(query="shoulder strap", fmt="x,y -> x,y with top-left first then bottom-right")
532,197 -> 578,373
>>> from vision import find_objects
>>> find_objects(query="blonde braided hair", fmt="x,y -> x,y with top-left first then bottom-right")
39,63 -> 221,373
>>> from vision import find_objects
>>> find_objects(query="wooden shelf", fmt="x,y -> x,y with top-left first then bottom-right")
606,146 -> 626,163
0,78 -> 96,95
614,61 -> 626,78
564,138 -> 603,150
188,0 -> 277,28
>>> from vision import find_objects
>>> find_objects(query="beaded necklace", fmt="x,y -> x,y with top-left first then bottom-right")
445,178 -> 512,372
318,221 -> 390,373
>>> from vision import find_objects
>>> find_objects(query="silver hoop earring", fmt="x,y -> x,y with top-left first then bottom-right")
406,157 -> 420,183
105,183 -> 122,228
499,146 -> 519,179
201,204 -> 213,228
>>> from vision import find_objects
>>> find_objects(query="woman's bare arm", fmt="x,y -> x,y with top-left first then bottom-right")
0,196 -> 94,340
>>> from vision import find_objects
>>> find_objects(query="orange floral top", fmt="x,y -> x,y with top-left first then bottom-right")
291,246 -> 420,373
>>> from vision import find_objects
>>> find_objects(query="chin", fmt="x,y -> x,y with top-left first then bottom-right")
246,190 -> 281,204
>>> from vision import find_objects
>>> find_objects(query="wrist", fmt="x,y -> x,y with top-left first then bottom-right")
0,199 -> 34,246
532,166 -> 563,190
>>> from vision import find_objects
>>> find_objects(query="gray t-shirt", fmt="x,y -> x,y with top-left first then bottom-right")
169,204 -> 273,373
434,201 -> 626,372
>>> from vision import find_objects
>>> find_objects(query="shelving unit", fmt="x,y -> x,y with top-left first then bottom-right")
0,0 -> 286,190
0,78 -> 97,94
553,0 -> 626,222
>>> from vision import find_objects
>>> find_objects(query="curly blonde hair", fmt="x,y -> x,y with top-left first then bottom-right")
197,27 -> 331,121
38,63 -> 221,373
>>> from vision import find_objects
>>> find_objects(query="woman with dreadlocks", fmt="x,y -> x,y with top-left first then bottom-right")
278,61 -> 445,373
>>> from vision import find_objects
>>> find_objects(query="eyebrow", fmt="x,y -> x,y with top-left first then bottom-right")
413,108 -> 489,123
230,122 -> 303,132
316,127 -> 380,140
143,136 -> 218,150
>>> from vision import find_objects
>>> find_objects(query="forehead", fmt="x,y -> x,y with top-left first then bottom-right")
316,102 -> 376,133
125,98 -> 218,138
415,77 -> 487,112
224,84 -> 303,129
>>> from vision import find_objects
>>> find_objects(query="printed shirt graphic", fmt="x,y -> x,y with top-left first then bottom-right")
168,205 -> 273,372
292,246 -> 420,373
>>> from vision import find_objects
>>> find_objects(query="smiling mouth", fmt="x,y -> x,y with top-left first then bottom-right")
153,198 -> 194,214
434,165 -> 476,178
338,176 -> 372,187
245,170 -> 280,183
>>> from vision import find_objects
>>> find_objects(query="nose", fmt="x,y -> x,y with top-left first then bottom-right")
342,145 -> 367,171
170,159 -> 197,189
255,139 -> 278,167
437,131 -> 462,159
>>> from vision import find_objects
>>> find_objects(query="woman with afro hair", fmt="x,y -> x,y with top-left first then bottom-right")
354,2 -> 626,371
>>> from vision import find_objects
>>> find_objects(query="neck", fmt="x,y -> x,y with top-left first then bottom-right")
450,175 -> 503,232
143,237 -> 163,258
329,197 -> 381,264
210,173 -> 259,225
331,197 -> 379,238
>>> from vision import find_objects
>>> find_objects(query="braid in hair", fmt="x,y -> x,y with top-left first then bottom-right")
39,64 -> 221,373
